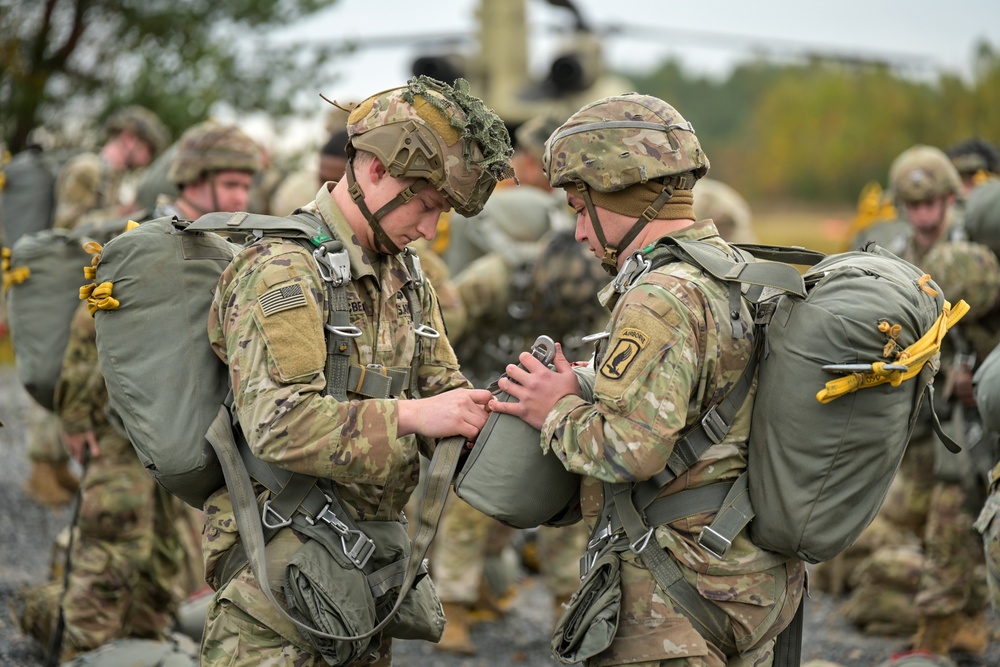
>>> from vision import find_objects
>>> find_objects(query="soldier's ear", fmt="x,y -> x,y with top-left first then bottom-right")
367,156 -> 388,185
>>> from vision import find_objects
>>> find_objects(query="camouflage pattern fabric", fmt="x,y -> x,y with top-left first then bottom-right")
843,545 -> 925,635
540,220 -> 803,663
26,398 -> 69,463
53,153 -> 123,230
53,301 -> 188,661
535,522 -> 590,600
973,462 -> 1000,612
432,489 -> 517,604
201,185 -> 469,666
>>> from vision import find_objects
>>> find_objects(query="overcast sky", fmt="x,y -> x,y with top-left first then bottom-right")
248,0 -> 1000,152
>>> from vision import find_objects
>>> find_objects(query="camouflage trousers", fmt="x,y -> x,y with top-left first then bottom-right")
536,522 -> 590,599
588,553 -> 803,667
974,469 -> 1000,613
60,454 -> 185,661
431,489 -> 517,603
26,399 -> 68,462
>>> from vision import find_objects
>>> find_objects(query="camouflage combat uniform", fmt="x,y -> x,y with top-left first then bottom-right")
54,300 -> 188,660
200,184 -> 470,666
53,153 -> 124,230
542,220 -> 804,665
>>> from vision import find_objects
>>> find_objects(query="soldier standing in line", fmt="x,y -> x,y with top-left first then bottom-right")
51,121 -> 261,661
20,106 -> 170,509
850,145 -> 1000,657
490,93 -> 804,665
199,77 -> 512,666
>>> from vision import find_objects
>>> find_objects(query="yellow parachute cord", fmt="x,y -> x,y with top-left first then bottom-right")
2,247 -> 30,293
78,220 -> 139,314
816,298 -> 970,403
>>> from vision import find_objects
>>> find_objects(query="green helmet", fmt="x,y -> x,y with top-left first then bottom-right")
345,76 -> 513,218
544,93 -> 709,193
514,113 -> 563,161
889,145 -> 961,204
543,93 -> 708,274
167,121 -> 261,186
105,106 -> 170,159
964,178 -> 1000,257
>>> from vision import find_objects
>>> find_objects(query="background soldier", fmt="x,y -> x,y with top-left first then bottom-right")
49,120 -> 261,661
490,93 -> 804,665
199,76 -> 512,666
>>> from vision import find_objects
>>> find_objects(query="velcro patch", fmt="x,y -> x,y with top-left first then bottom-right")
259,283 -> 307,317
600,327 -> 649,379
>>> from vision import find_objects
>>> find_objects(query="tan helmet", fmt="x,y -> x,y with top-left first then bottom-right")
693,178 -> 756,244
514,113 -> 563,162
167,121 -> 261,186
889,145 -> 961,204
340,76 -> 513,254
544,93 -> 709,273
104,106 -> 170,159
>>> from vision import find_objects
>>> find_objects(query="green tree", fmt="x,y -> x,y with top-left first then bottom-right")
0,0 -> 342,152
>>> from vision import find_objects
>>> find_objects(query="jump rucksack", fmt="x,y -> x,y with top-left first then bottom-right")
3,218 -> 126,410
0,146 -> 57,247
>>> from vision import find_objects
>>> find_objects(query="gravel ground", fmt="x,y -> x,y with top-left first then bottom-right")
2,365 -> 998,666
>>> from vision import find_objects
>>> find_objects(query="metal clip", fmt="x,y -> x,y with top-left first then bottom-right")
581,330 -> 611,343
413,324 -> 440,339
325,323 -> 363,338
261,500 -> 292,530
587,523 -> 613,551
612,252 -> 652,293
698,526 -> 732,560
307,497 -> 375,569
629,528 -> 655,554
313,245 -> 351,287
700,406 -> 729,445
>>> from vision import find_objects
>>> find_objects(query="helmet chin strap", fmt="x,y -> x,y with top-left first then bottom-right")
577,181 -> 677,276
345,157 -> 429,255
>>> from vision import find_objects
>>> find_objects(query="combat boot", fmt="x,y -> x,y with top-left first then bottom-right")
22,460 -> 75,508
436,602 -> 476,655
910,614 -> 961,655
950,610 -> 989,655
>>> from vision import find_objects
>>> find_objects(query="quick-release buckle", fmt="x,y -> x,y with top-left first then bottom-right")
307,497 -> 375,569
413,324 -> 440,339
629,527 -> 654,554
313,245 -> 351,287
700,406 -> 728,445
698,526 -> 732,560
325,322 -> 363,338
612,252 -> 652,293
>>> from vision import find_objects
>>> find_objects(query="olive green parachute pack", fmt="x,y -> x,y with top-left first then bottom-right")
90,211 -> 462,659
974,343 -> 1000,434
0,146 -> 58,247
3,219 -> 127,410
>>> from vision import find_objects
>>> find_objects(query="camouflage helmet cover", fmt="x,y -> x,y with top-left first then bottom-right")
104,105 -> 170,159
889,145 -> 961,204
515,113 -> 564,161
344,76 -> 514,217
544,93 -> 710,193
167,121 -> 262,186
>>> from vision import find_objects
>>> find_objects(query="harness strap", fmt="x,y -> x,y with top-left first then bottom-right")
347,364 -> 411,399
400,247 -> 427,398
608,482 -> 737,654
205,403 -> 465,644
772,599 -> 804,667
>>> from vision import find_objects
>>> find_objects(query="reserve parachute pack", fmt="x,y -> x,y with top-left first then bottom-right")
3,219 -> 127,410
573,240 -> 968,572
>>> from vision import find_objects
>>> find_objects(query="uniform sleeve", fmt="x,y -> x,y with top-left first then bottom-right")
54,302 -> 102,434
53,156 -> 101,230
540,285 -> 700,483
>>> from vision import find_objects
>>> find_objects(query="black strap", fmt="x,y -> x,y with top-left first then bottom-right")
772,598 -> 804,667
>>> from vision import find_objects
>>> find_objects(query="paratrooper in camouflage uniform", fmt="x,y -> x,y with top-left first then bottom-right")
199,77 -> 512,667
46,120 -> 260,661
490,93 -> 804,666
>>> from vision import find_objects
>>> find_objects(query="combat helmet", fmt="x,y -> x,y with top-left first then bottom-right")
544,93 -> 709,274
889,145 -> 961,205
168,121 -> 261,186
104,106 -> 171,159
338,75 -> 514,255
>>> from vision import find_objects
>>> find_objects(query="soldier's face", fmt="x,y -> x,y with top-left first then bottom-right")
566,192 -> 629,260
187,171 -> 254,213
378,182 -> 451,248
904,196 -> 949,236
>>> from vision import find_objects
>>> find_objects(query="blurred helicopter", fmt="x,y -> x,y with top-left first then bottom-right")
410,0 -> 633,128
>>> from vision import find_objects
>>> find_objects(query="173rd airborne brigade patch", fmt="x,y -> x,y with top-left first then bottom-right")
600,327 -> 649,380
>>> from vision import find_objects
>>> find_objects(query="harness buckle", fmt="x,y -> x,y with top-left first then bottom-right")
307,496 -> 376,569
413,324 -> 440,339
612,252 -> 652,293
629,527 -> 655,554
700,406 -> 728,445
261,500 -> 292,530
698,526 -> 733,560
325,323 -> 363,338
313,245 -> 350,287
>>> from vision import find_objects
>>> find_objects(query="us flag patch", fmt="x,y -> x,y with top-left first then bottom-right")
259,283 -> 307,316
